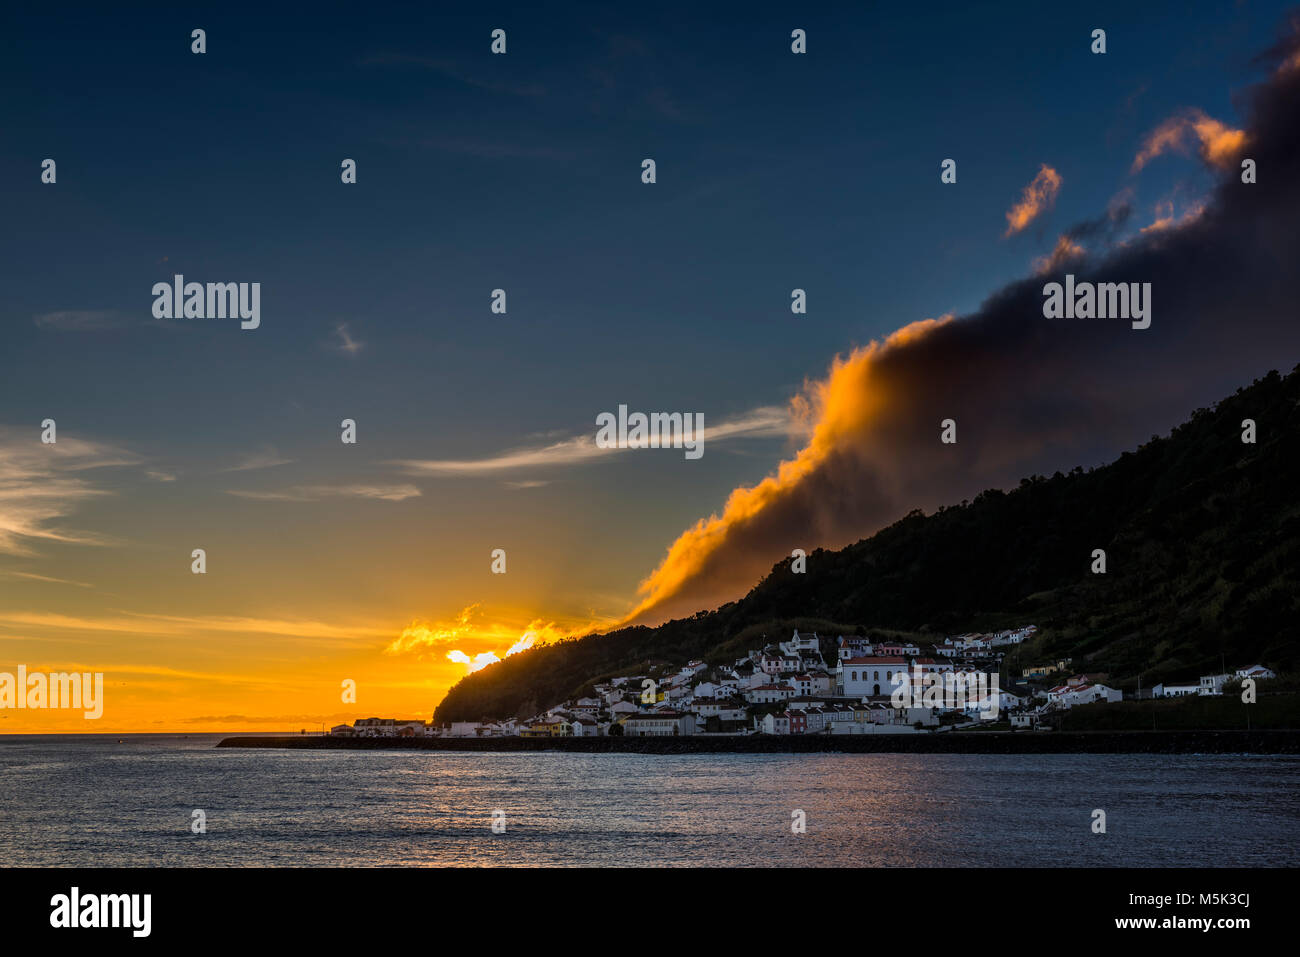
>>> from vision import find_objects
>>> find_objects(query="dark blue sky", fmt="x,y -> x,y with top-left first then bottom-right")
5,0 -> 1286,457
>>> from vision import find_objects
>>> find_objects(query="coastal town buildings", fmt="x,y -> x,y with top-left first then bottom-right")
1045,682 -> 1123,708
326,626 -> 1278,742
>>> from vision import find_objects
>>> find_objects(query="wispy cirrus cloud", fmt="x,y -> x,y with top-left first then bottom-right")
14,661 -> 289,686
391,406 -> 790,476
227,483 -> 421,502
223,446 -> 294,472
328,322 -> 364,357
0,610 -> 394,644
33,310 -> 123,331
0,571 -> 95,588
0,427 -> 138,555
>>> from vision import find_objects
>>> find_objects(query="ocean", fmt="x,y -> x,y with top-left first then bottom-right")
2,734 -> 1297,866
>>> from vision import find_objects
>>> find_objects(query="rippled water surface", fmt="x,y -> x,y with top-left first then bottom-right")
2,735 -> 1297,866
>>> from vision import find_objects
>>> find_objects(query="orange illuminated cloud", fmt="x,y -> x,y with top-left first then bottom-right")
1004,165 -> 1063,237
619,317 -> 954,625
386,603 -> 572,673
1132,109 -> 1246,172
1033,235 -> 1086,274
1140,199 -> 1206,234
446,649 -> 505,672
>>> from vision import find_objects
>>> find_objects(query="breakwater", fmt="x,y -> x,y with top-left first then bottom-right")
217,729 -> 1299,754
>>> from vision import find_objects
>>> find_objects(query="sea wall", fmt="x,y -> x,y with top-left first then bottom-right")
217,730 -> 1299,754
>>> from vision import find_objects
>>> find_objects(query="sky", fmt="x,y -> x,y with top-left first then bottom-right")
2,1 -> 1299,731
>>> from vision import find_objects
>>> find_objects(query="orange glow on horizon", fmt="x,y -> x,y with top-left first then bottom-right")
0,604 -> 600,733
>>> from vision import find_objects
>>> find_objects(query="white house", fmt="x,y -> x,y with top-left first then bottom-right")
762,646 -> 802,670
824,705 -> 857,728
694,701 -> 747,724
838,636 -> 873,661
990,626 -> 1035,647
800,706 -> 830,733
1236,664 -> 1276,680
1047,683 -> 1123,708
876,642 -> 922,657
840,657 -> 908,697
601,688 -> 626,707
780,630 -> 821,658
891,706 -> 940,728
1010,710 -> 1045,729
625,711 -> 696,736
680,660 -> 708,679
570,716 -> 600,737
997,687 -> 1027,712
862,703 -> 892,725
912,658 -> 955,677
745,683 -> 797,705
690,697 -> 732,717
792,672 -> 834,697
1198,673 -> 1231,696
354,717 -> 397,737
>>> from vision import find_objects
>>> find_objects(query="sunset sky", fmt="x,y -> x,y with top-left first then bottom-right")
4,1 -> 1300,731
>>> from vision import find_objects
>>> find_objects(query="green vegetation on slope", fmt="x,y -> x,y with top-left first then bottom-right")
1056,693 -> 1300,731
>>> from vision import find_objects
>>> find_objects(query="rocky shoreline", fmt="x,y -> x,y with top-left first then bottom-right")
217,730 -> 1299,754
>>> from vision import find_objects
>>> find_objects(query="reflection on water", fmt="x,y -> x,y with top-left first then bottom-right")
1,735 -> 1297,866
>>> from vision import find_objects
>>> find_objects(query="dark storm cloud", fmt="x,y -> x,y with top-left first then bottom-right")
623,34 -> 1300,625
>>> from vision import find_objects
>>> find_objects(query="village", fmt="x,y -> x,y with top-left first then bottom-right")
328,627 -> 1277,739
